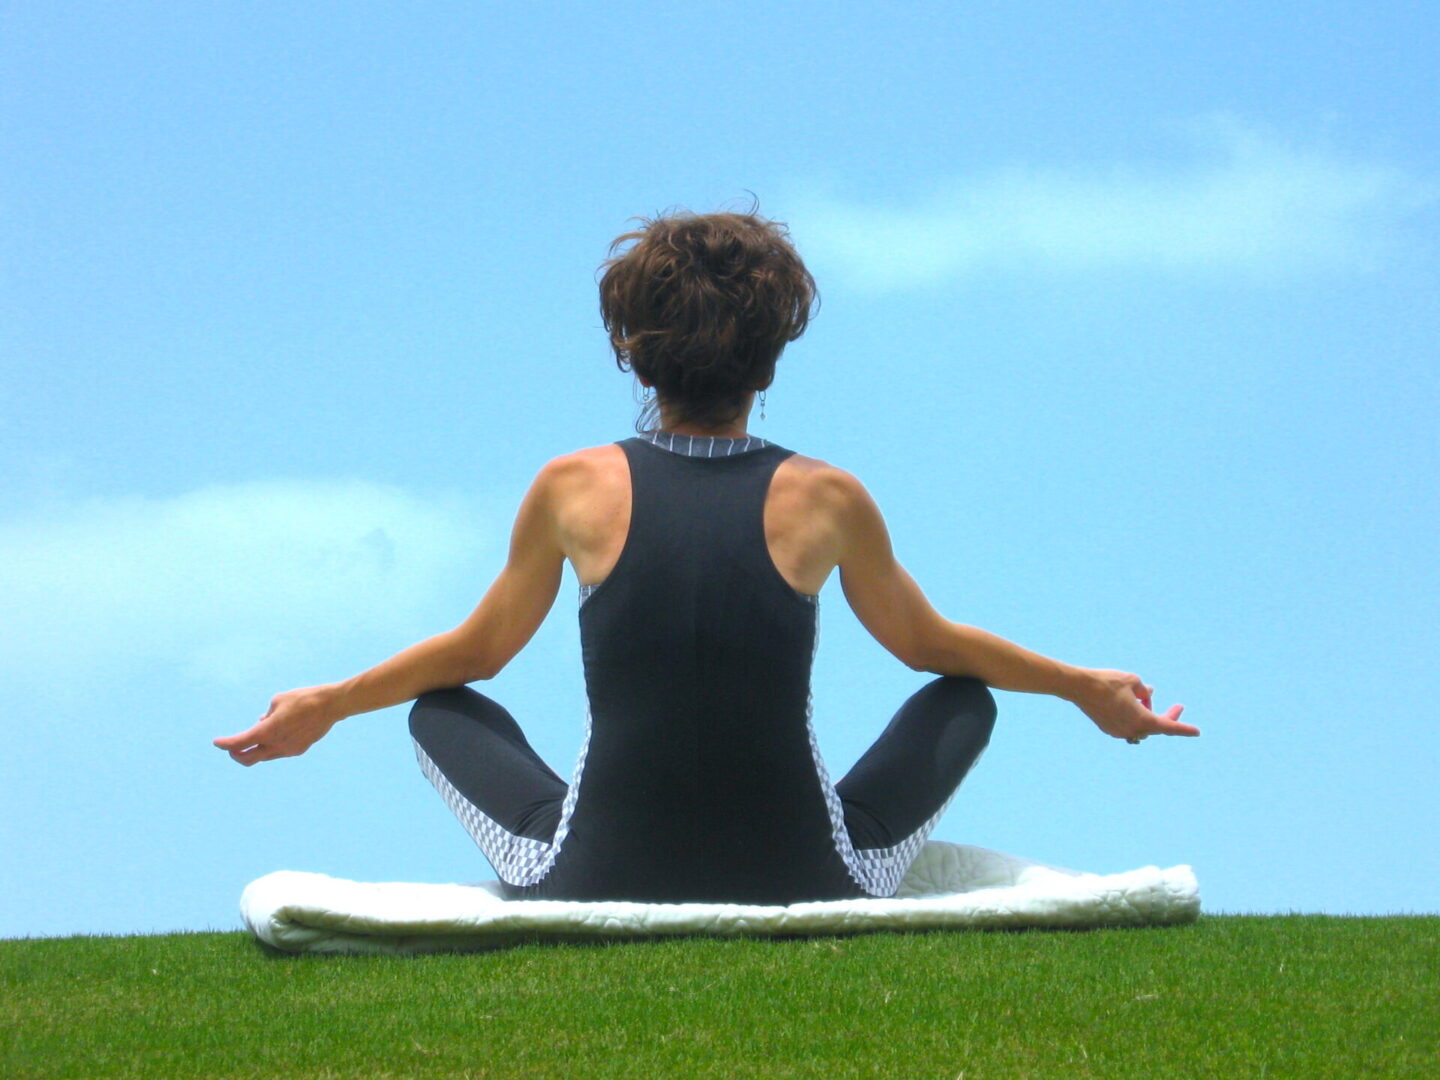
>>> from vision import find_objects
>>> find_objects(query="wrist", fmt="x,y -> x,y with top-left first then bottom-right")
310,682 -> 350,723
1057,665 -> 1107,706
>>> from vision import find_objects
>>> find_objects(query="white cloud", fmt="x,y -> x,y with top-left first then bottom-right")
790,118 -> 1437,289
0,479 -> 489,685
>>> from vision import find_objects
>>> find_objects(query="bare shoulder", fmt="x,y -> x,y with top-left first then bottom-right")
772,452 -> 894,581
532,446 -> 631,581
539,443 -> 628,477
533,444 -> 629,498
773,453 -> 874,515
765,454 -> 881,593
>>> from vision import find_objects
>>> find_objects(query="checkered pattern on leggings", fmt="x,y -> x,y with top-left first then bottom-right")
799,622 -> 956,897
412,713 -> 593,887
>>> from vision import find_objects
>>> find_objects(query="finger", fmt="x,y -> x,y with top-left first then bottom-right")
225,734 -> 272,758
237,737 -> 304,764
1155,705 -> 1199,737
1126,677 -> 1152,711
213,730 -> 257,750
1160,722 -> 1201,737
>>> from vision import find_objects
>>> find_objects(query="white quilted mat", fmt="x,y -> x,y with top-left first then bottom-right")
241,842 -> 1200,955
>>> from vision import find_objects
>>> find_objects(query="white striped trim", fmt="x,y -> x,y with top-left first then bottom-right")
638,431 -> 770,457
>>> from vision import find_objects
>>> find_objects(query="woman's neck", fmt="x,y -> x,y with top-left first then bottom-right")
654,393 -> 756,437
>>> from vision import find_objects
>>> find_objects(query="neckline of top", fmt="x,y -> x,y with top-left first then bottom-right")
636,431 -> 773,458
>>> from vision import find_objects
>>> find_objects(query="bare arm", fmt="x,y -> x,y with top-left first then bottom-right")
830,471 -> 1198,741
213,464 -> 567,765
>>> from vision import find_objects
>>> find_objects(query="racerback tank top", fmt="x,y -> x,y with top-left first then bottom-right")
527,435 -> 865,903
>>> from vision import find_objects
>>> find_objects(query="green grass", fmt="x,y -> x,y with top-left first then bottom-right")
3,917 -> 1436,1079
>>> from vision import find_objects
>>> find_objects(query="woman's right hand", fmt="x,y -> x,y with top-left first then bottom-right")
213,685 -> 343,766
1070,669 -> 1199,743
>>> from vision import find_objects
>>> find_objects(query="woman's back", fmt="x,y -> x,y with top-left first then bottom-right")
530,434 -> 862,902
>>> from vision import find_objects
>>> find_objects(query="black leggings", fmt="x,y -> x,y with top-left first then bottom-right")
409,676 -> 995,902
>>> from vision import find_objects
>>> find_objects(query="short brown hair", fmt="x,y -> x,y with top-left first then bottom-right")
599,208 -> 817,430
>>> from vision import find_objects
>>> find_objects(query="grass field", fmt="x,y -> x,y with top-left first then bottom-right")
3,916 -> 1436,1079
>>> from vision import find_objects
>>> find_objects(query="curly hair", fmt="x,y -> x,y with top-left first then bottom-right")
599,208 -> 818,431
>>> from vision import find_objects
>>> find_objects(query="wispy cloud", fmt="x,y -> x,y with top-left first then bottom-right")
789,118 -> 1436,289
0,480 -> 488,685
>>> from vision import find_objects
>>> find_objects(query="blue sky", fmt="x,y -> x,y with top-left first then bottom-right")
3,1 -> 1437,937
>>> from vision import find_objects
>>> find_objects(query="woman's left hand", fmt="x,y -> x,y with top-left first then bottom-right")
1072,669 -> 1199,743
213,685 -> 342,766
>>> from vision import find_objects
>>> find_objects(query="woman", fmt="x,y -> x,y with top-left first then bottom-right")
215,209 -> 1197,904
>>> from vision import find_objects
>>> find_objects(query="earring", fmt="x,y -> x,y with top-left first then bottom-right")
758,390 -> 767,422
641,385 -> 653,404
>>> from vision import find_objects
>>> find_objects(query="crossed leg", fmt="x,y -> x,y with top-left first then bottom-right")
408,676 -> 995,896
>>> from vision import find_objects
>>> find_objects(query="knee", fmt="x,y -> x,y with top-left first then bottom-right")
932,676 -> 997,736
407,686 -> 476,740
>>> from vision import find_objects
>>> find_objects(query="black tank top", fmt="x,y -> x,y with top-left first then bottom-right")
530,436 -> 864,903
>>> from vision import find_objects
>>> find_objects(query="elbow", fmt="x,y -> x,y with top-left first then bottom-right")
901,650 -> 936,674
445,628 -> 508,684
463,657 -> 505,683
885,612 -> 961,674
898,634 -> 975,678
907,656 -> 958,677
461,641 -> 521,682
463,634 -> 527,682
896,637 -> 946,674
